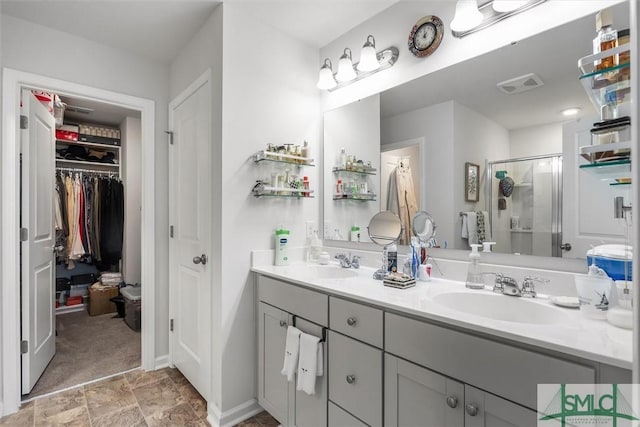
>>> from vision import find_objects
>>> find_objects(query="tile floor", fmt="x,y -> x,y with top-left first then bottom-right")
0,367 -> 279,427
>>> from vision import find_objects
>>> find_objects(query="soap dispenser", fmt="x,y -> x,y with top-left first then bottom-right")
465,244 -> 484,289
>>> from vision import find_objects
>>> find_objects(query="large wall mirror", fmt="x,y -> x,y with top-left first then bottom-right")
323,2 -> 631,260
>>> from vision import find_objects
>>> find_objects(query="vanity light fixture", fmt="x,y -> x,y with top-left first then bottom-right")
316,58 -> 337,90
357,35 -> 381,72
317,35 -> 399,92
451,0 -> 547,38
335,48 -> 357,83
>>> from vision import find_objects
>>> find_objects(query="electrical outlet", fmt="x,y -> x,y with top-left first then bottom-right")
305,221 -> 316,239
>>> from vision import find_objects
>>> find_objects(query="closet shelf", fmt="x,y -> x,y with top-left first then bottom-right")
56,159 -> 120,169
57,139 -> 120,151
253,150 -> 314,166
332,166 -> 377,175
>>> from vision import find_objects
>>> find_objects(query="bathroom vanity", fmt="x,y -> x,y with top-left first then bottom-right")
253,260 -> 631,427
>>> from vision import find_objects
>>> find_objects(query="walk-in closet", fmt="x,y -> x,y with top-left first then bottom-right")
22,90 -> 142,399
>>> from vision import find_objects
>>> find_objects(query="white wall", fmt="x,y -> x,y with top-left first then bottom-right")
170,3 -> 322,421
509,122 -> 563,158
319,0 -> 625,112
324,95 -> 380,242
121,116 -> 142,284
0,12 -> 171,392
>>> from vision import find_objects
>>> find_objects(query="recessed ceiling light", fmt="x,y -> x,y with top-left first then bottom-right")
561,107 -> 581,116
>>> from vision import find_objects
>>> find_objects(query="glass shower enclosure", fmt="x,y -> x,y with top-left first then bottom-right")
487,154 -> 563,257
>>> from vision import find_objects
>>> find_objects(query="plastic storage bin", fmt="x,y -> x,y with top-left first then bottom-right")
121,286 -> 141,331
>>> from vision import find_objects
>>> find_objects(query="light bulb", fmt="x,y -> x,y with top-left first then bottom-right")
316,58 -> 336,90
335,48 -> 357,83
492,0 -> 528,13
450,0 -> 483,32
357,35 -> 380,72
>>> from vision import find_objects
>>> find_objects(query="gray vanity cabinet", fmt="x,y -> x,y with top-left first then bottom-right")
257,276 -> 329,427
464,386 -> 537,427
258,302 -> 290,425
385,353 -> 464,427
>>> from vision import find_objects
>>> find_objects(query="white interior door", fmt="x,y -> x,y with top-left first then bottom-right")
169,73 -> 212,401
21,89 -> 56,394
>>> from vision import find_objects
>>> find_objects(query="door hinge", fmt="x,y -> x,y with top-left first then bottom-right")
20,228 -> 28,242
170,225 -> 174,238
20,115 -> 28,130
165,131 -> 174,145
170,319 -> 174,332
21,340 -> 28,354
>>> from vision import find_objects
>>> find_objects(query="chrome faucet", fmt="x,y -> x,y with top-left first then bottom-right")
335,253 -> 360,269
493,274 -> 548,297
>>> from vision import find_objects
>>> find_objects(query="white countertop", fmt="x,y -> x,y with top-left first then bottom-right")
252,262 -> 632,370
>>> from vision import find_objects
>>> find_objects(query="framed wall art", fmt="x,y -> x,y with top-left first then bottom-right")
465,162 -> 480,202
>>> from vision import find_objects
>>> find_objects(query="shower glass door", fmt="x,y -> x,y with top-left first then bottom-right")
487,155 -> 562,257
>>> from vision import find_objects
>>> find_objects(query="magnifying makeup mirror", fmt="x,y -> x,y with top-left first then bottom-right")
412,211 -> 437,247
368,211 -> 402,279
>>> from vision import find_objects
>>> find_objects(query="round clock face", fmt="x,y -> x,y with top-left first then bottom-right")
408,15 -> 443,58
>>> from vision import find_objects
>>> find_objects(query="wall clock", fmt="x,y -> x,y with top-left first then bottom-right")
408,15 -> 444,58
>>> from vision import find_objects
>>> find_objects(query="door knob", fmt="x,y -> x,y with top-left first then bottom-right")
560,243 -> 572,251
346,375 -> 356,384
465,403 -> 479,416
347,317 -> 357,326
193,254 -> 208,265
50,245 -> 64,253
446,395 -> 458,408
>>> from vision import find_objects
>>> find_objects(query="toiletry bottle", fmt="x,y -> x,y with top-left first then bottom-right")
482,242 -> 496,253
593,9 -> 617,71
302,176 -> 310,196
350,226 -> 360,242
425,263 -> 432,282
465,244 -> 484,289
336,179 -> 343,196
274,227 -> 290,266
387,243 -> 398,273
340,147 -> 347,169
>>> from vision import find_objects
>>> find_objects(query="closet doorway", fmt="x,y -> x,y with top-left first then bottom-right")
1,69 -> 156,415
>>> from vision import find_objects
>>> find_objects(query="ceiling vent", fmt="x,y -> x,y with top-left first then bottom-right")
496,73 -> 544,95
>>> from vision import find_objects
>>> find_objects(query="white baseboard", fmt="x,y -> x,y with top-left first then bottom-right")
154,355 -> 170,369
207,399 -> 263,427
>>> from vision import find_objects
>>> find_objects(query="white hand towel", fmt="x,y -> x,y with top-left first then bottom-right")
281,326 -> 301,382
461,214 -> 469,239
466,211 -> 478,246
296,332 -> 321,395
316,341 -> 323,377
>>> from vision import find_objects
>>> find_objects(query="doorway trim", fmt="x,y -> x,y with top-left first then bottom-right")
1,68 -> 156,415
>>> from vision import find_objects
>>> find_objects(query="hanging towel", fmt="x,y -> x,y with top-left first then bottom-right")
466,211 -> 478,246
480,211 -> 491,241
296,332 -> 321,395
281,326 -> 302,382
476,211 -> 486,244
461,214 -> 469,239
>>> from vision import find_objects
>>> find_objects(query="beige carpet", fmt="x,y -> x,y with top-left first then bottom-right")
24,310 -> 140,400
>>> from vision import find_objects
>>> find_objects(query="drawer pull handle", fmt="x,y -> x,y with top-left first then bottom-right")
279,320 -> 287,327
347,317 -> 357,326
346,375 -> 356,384
446,396 -> 458,408
465,403 -> 479,417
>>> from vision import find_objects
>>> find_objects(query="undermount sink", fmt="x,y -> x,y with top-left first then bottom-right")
301,266 -> 359,280
433,292 -> 568,325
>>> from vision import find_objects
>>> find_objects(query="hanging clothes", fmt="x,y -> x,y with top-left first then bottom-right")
56,171 -> 123,269
396,162 -> 418,245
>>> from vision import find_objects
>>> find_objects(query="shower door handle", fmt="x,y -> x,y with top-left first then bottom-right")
560,243 -> 572,251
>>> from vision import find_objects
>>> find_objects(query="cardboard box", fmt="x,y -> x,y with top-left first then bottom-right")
88,286 -> 119,316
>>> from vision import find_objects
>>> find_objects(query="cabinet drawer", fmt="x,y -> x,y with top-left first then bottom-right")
328,402 -> 368,427
328,331 -> 382,427
330,296 -> 383,348
385,312 -> 596,410
257,275 -> 328,326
